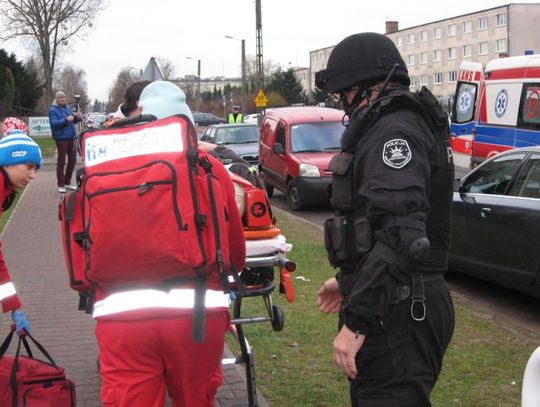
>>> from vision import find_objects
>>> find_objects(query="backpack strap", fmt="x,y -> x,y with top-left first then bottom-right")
192,276 -> 207,343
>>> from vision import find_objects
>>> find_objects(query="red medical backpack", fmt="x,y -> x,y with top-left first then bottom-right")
59,115 -> 238,337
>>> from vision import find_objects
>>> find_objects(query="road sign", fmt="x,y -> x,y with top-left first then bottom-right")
254,90 -> 268,108
28,117 -> 52,137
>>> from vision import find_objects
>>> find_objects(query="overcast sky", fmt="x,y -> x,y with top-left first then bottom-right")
4,0 -> 539,102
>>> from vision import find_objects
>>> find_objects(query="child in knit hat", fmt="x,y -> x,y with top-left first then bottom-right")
0,117 -> 42,335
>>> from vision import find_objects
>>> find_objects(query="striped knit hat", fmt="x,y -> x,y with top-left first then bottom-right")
0,132 -> 42,169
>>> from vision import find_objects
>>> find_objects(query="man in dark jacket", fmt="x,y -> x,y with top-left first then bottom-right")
48,90 -> 82,193
316,32 -> 455,406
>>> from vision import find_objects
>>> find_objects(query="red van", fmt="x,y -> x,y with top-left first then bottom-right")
258,106 -> 345,210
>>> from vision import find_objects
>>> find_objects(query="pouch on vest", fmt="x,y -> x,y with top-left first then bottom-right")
324,215 -> 372,268
328,152 -> 357,213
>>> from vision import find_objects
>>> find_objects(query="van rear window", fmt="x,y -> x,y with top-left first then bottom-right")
453,82 -> 477,124
518,84 -> 540,129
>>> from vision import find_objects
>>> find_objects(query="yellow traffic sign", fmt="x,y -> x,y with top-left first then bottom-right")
254,90 -> 268,107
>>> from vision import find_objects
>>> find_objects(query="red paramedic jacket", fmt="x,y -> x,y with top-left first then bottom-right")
0,169 -> 22,312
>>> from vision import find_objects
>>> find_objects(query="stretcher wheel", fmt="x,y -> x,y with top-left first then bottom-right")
271,305 -> 284,332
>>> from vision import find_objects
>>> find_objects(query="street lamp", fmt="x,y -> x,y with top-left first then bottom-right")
186,57 -> 201,110
225,35 -> 246,114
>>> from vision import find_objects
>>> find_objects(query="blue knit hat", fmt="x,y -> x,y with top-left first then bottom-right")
139,81 -> 194,123
0,132 -> 42,169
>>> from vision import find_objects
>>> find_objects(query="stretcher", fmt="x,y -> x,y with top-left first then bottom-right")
223,227 -> 296,407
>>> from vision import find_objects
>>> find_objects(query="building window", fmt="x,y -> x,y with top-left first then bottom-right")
497,13 -> 507,26
408,33 -> 415,44
479,17 -> 488,30
410,76 -> 416,87
479,41 -> 489,55
463,20 -> 472,33
448,71 -> 457,83
496,38 -> 507,53
433,73 -> 443,84
397,36 -> 402,47
448,47 -> 456,60
420,52 -> 428,64
433,50 -> 442,62
407,55 -> 415,66
421,74 -> 429,86
420,30 -> 428,42
463,45 -> 472,57
433,27 -> 441,39
447,24 -> 457,37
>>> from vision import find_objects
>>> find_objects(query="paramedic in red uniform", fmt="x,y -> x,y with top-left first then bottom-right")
92,81 -> 246,407
0,117 -> 42,334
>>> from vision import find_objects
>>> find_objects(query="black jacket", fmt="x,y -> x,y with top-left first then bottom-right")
335,88 -> 454,334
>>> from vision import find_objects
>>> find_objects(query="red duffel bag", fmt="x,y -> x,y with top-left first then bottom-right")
0,327 -> 75,406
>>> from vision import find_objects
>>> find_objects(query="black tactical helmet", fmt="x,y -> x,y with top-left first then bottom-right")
315,32 -> 410,93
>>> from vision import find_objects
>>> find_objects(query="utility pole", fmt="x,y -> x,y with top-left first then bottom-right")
255,0 -> 264,91
241,38 -> 246,114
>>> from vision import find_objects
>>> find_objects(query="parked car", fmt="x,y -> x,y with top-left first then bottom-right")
84,113 -> 107,129
258,106 -> 344,210
192,111 -> 226,126
450,146 -> 540,299
200,123 -> 260,165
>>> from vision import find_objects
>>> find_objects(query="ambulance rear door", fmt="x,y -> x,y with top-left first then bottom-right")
451,61 -> 483,168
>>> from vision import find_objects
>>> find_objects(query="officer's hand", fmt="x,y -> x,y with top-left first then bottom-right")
317,277 -> 342,313
76,111 -> 83,120
333,325 -> 364,379
66,115 -> 74,122
11,310 -> 30,335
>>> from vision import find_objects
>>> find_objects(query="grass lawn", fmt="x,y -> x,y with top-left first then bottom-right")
227,207 -> 539,406
34,137 -> 56,159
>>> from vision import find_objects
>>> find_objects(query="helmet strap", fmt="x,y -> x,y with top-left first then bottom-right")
342,86 -> 371,117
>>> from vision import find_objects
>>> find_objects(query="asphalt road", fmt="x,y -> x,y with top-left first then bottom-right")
269,165 -> 470,228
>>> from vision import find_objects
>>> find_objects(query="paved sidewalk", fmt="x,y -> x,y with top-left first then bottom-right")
0,160 -> 269,407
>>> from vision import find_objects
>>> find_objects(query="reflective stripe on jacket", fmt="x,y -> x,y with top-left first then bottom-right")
93,288 -> 230,318
0,282 -> 16,301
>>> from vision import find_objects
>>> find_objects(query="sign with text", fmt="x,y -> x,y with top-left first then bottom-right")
28,117 -> 52,137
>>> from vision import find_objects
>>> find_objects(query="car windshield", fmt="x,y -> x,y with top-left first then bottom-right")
290,122 -> 343,153
214,126 -> 260,144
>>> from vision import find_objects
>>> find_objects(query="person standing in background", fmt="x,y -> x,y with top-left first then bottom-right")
48,91 -> 82,193
227,105 -> 243,123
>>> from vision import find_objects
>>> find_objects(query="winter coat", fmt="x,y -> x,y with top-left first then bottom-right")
48,101 -> 81,141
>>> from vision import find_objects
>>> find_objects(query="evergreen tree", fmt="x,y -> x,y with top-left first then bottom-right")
0,65 -> 15,115
0,50 -> 42,115
266,67 -> 308,105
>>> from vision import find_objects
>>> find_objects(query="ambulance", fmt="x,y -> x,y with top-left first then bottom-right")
451,54 -> 540,167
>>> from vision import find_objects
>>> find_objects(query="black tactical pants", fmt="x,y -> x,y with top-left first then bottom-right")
349,274 -> 454,407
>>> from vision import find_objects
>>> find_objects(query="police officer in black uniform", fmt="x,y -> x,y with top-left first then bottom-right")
315,32 -> 455,406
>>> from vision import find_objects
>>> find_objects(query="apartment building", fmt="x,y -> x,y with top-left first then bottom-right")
309,3 -> 540,110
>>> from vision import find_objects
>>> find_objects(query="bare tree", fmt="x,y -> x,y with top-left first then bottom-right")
106,67 -> 139,113
0,0 -> 105,107
55,64 -> 88,111
157,57 -> 177,80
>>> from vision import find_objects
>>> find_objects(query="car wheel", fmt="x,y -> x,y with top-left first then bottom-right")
286,179 -> 304,211
265,183 -> 274,198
